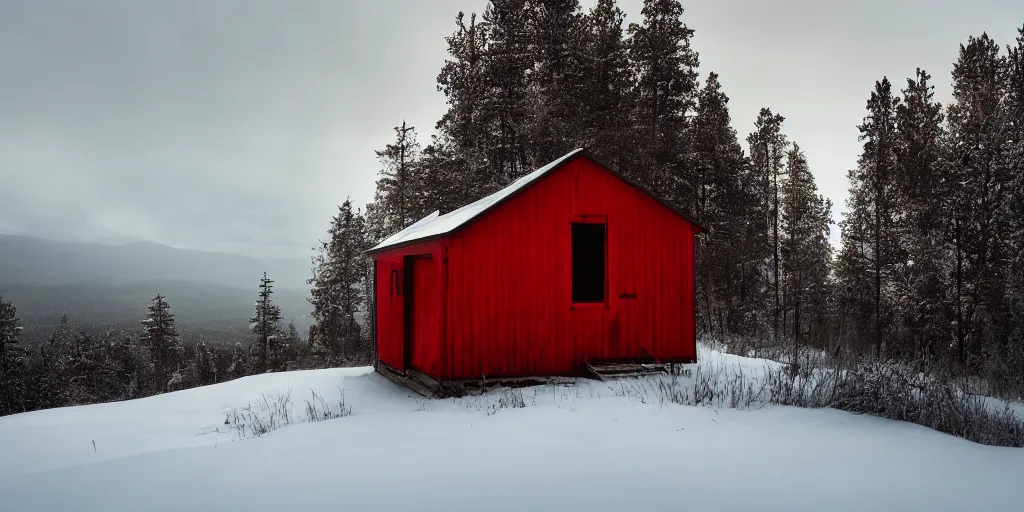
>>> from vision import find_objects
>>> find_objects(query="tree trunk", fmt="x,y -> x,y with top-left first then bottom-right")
955,215 -> 965,371
794,298 -> 801,369
772,144 -> 781,348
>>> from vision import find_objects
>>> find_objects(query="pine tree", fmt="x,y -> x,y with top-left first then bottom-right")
479,0 -> 534,185
627,0 -> 700,195
945,34 -> 1012,370
227,342 -> 249,380
65,330 -> 106,404
436,10 -> 490,201
103,331 -> 149,400
1005,26 -> 1024,388
34,315 -> 76,407
193,341 -> 216,385
578,0 -> 634,169
309,199 -> 368,365
838,78 -> 902,358
142,295 -> 181,393
286,322 -> 301,346
0,295 -> 26,415
413,137 -> 475,217
250,273 -> 283,373
894,68 -> 948,359
747,108 -> 788,344
372,122 -> 422,236
780,144 -> 833,365
527,0 -> 587,163
687,73 -> 756,337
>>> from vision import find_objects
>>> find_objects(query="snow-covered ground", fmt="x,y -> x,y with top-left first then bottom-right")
1,348 -> 1022,512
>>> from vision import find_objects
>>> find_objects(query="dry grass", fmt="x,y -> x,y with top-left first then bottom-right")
652,348 -> 1024,448
225,387 -> 352,438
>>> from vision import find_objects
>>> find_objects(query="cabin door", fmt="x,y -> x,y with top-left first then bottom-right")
612,222 -> 647,361
404,255 -> 440,375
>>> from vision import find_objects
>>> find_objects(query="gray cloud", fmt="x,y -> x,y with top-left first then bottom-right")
1,0 -> 1022,256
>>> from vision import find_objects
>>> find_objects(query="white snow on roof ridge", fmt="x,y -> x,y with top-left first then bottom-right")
370,148 -> 585,252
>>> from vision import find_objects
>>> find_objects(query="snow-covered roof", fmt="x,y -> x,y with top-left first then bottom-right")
369,148 -> 585,253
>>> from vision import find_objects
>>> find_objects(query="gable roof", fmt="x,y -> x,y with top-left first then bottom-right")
368,148 -> 704,254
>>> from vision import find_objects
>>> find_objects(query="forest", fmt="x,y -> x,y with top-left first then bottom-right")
1,0 -> 1023,418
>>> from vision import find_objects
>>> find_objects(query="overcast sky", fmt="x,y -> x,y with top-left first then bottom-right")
1,0 -> 1022,258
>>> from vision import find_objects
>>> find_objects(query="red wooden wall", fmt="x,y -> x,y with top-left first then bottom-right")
444,157 -> 698,379
373,155 -> 699,381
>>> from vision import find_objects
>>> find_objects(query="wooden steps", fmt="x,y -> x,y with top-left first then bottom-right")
376,362 -> 578,398
585,360 -> 670,381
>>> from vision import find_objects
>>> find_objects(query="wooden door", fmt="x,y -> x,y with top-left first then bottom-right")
405,256 -> 440,375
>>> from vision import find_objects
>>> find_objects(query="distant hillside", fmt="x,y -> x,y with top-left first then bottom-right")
0,236 -> 314,345
0,235 -> 310,290
3,280 -> 313,346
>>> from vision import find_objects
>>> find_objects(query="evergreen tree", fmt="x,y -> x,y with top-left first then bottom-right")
627,0 -> 700,195
104,331 -> 150,400
436,10 -> 490,201
1007,25 -> 1024,129
250,273 -> 283,373
894,68 -> 948,359
227,342 -> 249,380
578,0 -> 634,169
286,321 -> 301,346
416,138 -> 475,215
65,330 -> 105,404
526,0 -> 587,163
838,78 -> 902,357
372,122 -> 422,236
194,341 -> 216,385
746,108 -> 788,344
1005,26 -> 1024,388
687,73 -> 756,336
34,315 -> 75,407
309,199 -> 368,365
479,0 -> 534,185
780,144 -> 833,363
945,34 -> 1012,370
0,295 -> 25,415
142,294 -> 181,393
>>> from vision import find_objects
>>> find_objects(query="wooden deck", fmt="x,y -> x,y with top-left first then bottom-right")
375,362 -> 578,399
376,356 -> 696,398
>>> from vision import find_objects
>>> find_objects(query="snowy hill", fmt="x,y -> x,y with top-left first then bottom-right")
0,348 -> 1021,512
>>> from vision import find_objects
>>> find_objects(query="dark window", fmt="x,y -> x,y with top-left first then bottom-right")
571,222 -> 606,303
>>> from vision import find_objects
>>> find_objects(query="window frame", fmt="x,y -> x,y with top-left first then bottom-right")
569,215 -> 609,309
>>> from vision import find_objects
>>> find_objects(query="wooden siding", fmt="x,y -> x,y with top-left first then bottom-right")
444,157 -> 697,379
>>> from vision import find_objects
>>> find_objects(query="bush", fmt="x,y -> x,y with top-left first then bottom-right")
652,352 -> 1024,448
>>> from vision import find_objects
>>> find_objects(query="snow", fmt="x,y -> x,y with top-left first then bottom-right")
1,346 -> 1022,512
370,148 -> 585,252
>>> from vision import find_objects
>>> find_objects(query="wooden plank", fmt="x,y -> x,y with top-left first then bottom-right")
376,361 -> 580,398
585,361 -> 669,381
376,362 -> 439,398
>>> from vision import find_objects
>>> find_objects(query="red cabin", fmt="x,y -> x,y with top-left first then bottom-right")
368,149 -> 704,388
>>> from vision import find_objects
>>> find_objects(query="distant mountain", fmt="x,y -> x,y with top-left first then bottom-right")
0,235 -> 310,290
0,235 -> 315,345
